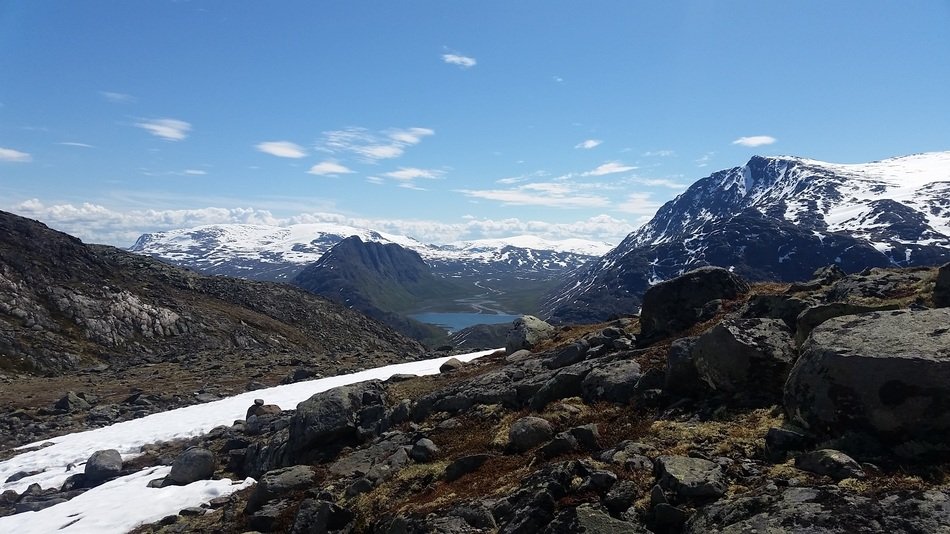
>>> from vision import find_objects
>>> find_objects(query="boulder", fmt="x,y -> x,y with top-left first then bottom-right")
55,391 -> 90,412
664,336 -> 704,397
246,465 -> 316,513
794,302 -> 899,346
410,438 -> 440,463
444,454 -> 493,482
795,449 -> 865,480
935,262 -> 950,307
439,357 -> 464,373
505,349 -> 534,363
505,315 -> 555,354
508,416 -> 554,453
581,359 -> 642,403
692,318 -> 794,395
656,455 -> 727,499
290,499 -> 355,534
740,294 -> 811,330
286,380 -> 388,463
546,503 -> 648,533
784,309 -> 950,457
166,447 -> 216,486
545,341 -> 589,369
639,267 -> 750,341
84,449 -> 122,482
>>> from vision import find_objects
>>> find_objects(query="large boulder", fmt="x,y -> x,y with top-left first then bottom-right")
581,359 -> 642,403
664,336 -> 704,397
935,262 -> 950,307
167,447 -> 216,486
655,455 -> 727,499
246,465 -> 316,513
692,318 -> 794,395
84,449 -> 122,482
286,380 -> 388,463
639,267 -> 750,341
784,309 -> 950,458
508,416 -> 554,453
505,315 -> 555,354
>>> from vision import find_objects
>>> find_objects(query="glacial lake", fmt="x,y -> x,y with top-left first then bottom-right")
410,312 -> 520,332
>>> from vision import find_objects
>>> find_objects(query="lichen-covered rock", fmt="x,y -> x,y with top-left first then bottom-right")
639,267 -> 750,341
505,315 -> 555,354
581,359 -> 642,403
794,302 -> 899,346
167,447 -> 216,486
935,262 -> 950,307
784,309 -> 950,458
246,465 -> 316,513
656,455 -> 727,499
692,318 -> 794,395
795,449 -> 865,481
508,416 -> 554,453
84,449 -> 122,482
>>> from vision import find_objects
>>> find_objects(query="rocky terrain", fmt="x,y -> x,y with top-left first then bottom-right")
546,151 -> 950,323
0,210 -> 427,449
7,262 -> 945,531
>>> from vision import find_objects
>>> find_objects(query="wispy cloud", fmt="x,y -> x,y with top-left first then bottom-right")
616,192 -> 661,216
135,118 -> 191,141
184,169 -> 207,176
696,152 -> 715,167
636,178 -> 687,189
584,161 -> 636,176
398,182 -> 428,191
0,147 -> 32,162
58,142 -> 95,148
732,135 -> 776,147
318,126 -> 434,162
442,53 -> 477,68
384,167 -> 443,181
643,149 -> 675,157
575,139 -> 602,150
366,176 -> 385,185
100,91 -> 136,104
307,161 -> 355,176
457,180 -> 611,209
255,141 -> 307,158
496,170 -> 549,185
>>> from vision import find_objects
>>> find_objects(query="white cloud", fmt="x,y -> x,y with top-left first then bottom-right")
442,53 -> 476,68
398,182 -> 428,191
308,161 -> 355,176
616,192 -> 662,216
456,182 -> 610,209
636,178 -> 687,189
100,91 -> 136,103
255,141 -> 307,158
642,149 -> 675,157
696,152 -> 715,168
732,135 -> 776,147
366,176 -> 385,185
184,169 -> 207,176
0,147 -> 32,162
553,76 -> 564,83
135,118 -> 191,141
575,139 -> 602,150
318,126 -> 434,162
384,167 -> 443,181
58,142 -> 95,148
584,161 -> 636,176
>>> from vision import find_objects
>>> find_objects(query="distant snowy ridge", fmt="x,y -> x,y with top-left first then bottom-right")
546,151 -> 950,323
130,224 -> 612,281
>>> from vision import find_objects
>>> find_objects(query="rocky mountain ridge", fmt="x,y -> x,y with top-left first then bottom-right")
546,151 -> 950,323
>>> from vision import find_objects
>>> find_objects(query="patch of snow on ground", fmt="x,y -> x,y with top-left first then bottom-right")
0,349 -> 500,532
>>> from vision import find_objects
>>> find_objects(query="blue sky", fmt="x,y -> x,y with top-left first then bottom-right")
1,1 -> 948,246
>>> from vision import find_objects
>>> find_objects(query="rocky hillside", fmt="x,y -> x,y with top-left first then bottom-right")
292,236 -> 463,342
546,151 -> 950,323
29,262 -> 942,532
0,210 -> 425,376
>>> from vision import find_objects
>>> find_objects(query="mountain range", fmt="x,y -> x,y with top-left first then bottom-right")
545,151 -> 950,322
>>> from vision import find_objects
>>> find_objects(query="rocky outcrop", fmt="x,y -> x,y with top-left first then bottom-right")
785,308 -> 950,457
692,318 -> 794,395
505,315 -> 555,354
935,262 -> 950,307
639,267 -> 750,341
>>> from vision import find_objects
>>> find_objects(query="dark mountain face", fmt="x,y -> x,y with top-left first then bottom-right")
292,237 -> 465,342
545,152 -> 950,323
0,211 -> 424,375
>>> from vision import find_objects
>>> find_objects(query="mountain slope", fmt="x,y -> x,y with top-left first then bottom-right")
0,211 -> 425,375
546,151 -> 950,323
292,236 -> 465,342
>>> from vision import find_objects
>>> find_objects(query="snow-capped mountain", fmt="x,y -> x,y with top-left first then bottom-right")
545,151 -> 950,323
129,224 -> 611,282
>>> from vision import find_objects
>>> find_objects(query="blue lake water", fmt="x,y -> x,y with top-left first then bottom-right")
410,312 -> 519,332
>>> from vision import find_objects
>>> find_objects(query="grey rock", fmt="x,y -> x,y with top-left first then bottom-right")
795,301 -> 900,346
505,349 -> 534,363
581,359 -> 642,403
440,357 -> 464,373
247,465 -> 316,513
410,438 -> 440,463
55,391 -> 90,412
529,361 -> 592,410
692,318 -> 794,395
545,341 -> 589,369
290,499 -> 354,534
795,449 -> 866,480
765,426 -> 814,462
664,336 -> 704,397
603,480 -> 639,515
166,447 -> 216,486
741,293 -> 811,330
639,267 -> 750,341
508,416 -> 554,453
784,308 -> 950,457
247,500 -> 289,532
656,455 -> 727,499
546,503 -> 648,533
445,454 -> 493,482
505,315 -> 555,354
539,431 -> 578,458
568,424 -> 601,451
84,449 -> 122,482
15,498 -> 68,513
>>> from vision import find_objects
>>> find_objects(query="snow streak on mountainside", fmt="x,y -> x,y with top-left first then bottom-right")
546,151 -> 950,323
130,225 -> 612,281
